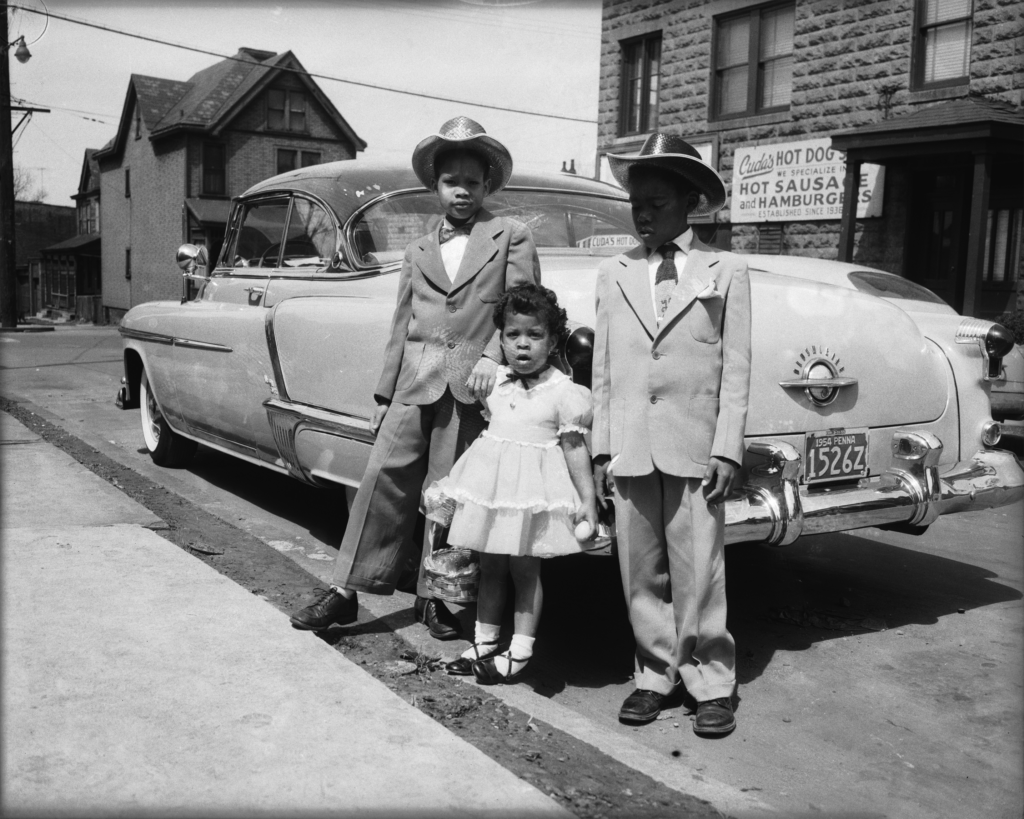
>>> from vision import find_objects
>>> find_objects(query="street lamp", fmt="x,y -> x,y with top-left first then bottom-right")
12,35 -> 30,63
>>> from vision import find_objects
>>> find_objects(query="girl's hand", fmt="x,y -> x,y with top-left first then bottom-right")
466,357 -> 498,401
574,498 -> 600,540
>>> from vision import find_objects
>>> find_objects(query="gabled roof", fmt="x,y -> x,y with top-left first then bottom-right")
94,48 -> 366,162
75,149 -> 101,197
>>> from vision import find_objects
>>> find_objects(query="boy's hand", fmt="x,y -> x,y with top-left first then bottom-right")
466,357 -> 498,401
369,401 -> 390,436
592,456 -> 614,509
702,456 -> 738,505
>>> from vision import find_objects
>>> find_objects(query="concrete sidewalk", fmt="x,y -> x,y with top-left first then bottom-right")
0,410 -> 570,818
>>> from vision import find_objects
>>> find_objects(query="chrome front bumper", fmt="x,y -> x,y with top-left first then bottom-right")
725,431 -> 1024,546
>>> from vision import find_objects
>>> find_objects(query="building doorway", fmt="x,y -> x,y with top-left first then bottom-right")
907,167 -> 970,313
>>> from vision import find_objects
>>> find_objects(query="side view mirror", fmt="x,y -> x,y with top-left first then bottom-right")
176,243 -> 209,274
177,244 -> 210,303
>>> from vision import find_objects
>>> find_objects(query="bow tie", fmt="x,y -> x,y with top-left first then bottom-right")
502,365 -> 550,388
439,223 -> 472,244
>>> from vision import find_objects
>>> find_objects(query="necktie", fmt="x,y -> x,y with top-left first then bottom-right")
439,223 -> 472,244
655,242 -> 680,318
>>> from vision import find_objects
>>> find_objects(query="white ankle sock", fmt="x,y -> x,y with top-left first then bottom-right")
492,633 -> 534,677
461,622 -> 501,661
329,586 -> 355,599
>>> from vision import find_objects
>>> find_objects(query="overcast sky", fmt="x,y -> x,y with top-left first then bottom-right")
7,0 -> 601,206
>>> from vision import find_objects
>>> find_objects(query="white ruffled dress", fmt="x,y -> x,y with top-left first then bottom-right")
424,366 -> 593,558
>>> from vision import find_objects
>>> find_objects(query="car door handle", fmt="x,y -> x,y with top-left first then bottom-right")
244,286 -> 265,295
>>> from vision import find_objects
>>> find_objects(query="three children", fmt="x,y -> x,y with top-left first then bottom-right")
292,120 -> 750,738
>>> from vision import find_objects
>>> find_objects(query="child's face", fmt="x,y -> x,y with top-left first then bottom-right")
432,153 -> 490,222
501,311 -> 556,376
628,173 -> 698,250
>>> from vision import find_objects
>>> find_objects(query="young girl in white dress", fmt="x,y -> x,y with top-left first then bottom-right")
424,283 -> 599,684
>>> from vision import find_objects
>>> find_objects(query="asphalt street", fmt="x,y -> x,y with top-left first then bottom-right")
2,324 -> 1022,819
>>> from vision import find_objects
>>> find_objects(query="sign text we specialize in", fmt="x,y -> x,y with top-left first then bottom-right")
732,139 -> 884,223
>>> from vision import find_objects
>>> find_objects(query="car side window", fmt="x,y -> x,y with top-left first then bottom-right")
281,198 -> 336,268
229,198 -> 290,268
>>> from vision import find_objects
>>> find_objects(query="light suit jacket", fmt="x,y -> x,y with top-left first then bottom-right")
375,208 -> 541,406
592,237 -> 751,479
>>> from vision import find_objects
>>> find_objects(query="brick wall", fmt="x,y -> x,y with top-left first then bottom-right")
599,0 -> 1022,272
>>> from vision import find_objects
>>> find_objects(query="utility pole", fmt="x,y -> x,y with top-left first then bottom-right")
1,6 -> 17,327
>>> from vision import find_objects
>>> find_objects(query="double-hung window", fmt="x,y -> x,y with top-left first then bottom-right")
913,0 -> 972,88
712,2 -> 794,120
619,33 -> 661,136
277,149 -> 322,176
267,89 -> 307,132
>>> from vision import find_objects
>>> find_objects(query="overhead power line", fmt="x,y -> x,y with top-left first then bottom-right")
6,3 -> 597,125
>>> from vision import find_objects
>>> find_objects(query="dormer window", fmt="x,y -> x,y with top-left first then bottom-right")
267,89 -> 307,132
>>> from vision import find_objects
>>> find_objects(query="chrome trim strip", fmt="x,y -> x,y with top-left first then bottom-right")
779,377 -> 858,389
118,327 -> 232,353
118,327 -> 174,346
172,338 -> 233,352
264,303 -> 290,401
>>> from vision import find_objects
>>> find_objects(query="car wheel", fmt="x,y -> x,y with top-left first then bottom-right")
139,369 -> 198,467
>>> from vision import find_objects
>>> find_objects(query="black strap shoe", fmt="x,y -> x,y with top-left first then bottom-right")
618,689 -> 667,724
415,596 -> 463,641
694,697 -> 736,735
290,588 -> 358,631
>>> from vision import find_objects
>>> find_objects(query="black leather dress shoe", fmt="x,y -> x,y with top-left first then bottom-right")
289,588 -> 357,631
618,689 -> 667,724
694,697 -> 736,735
415,596 -> 462,641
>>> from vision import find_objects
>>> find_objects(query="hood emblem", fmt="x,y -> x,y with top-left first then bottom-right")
779,346 -> 858,407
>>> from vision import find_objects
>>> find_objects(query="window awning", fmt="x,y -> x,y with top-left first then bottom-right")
831,96 -> 1023,161
41,233 -> 101,254
184,198 -> 232,226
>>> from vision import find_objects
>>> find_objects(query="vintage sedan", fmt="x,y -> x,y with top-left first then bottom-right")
117,159 -> 1024,547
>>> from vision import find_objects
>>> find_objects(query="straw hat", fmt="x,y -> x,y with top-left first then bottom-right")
608,133 -> 727,218
412,116 -> 513,193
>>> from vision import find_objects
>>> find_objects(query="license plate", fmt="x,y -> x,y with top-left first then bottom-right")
803,428 -> 869,485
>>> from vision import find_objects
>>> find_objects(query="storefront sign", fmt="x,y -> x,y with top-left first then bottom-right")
732,138 -> 884,223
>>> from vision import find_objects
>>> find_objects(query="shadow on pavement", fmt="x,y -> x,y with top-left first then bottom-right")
166,442 -> 1022,693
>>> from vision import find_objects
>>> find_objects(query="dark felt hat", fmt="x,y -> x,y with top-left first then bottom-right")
609,133 -> 727,217
411,116 -> 513,193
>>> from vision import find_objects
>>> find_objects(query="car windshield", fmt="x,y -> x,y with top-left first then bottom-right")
348,190 -> 638,266
848,271 -> 947,304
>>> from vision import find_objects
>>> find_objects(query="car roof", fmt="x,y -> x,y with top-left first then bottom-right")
241,158 -> 628,221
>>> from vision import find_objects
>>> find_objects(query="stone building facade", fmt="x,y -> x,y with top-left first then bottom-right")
95,48 -> 366,323
597,0 -> 1022,318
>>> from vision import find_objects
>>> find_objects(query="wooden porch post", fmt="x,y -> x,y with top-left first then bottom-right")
837,159 -> 861,262
961,151 -> 991,318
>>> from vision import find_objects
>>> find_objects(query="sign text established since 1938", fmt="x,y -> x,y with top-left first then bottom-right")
731,138 -> 884,223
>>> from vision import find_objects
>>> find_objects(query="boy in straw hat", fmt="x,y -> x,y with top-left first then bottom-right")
291,117 -> 540,639
592,133 -> 750,735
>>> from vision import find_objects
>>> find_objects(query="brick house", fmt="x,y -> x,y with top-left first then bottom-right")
39,149 -> 102,321
94,47 -> 366,323
597,0 -> 1022,318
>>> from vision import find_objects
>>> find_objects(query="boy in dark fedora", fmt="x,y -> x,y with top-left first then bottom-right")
592,133 -> 750,735
291,117 -> 540,639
